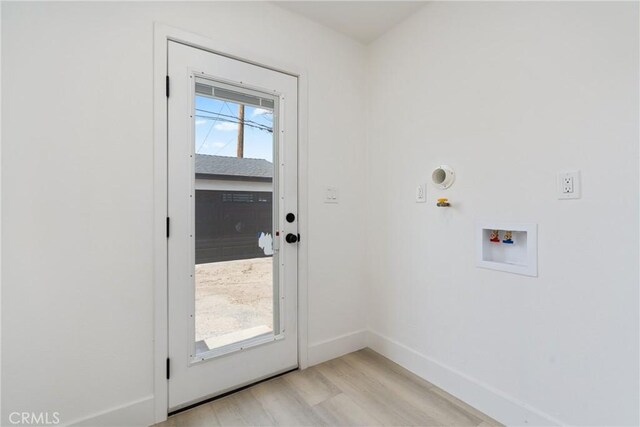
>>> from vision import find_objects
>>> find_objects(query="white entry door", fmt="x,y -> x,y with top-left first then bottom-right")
167,41 -> 298,411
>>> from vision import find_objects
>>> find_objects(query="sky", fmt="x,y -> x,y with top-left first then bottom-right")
194,95 -> 274,162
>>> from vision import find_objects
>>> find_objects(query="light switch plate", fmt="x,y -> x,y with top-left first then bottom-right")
558,171 -> 581,199
325,187 -> 339,203
416,184 -> 426,203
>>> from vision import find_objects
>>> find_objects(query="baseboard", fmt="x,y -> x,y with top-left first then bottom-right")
65,330 -> 562,426
66,395 -> 155,427
367,330 -> 565,427
65,330 -> 365,426
308,329 -> 368,366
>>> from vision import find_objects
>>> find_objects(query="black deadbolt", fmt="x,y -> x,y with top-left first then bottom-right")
286,213 -> 296,223
285,233 -> 298,244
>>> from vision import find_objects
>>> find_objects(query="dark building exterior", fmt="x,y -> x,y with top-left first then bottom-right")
194,154 -> 274,264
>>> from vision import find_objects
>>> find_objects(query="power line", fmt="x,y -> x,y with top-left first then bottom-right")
196,101 -> 229,154
224,102 -> 236,118
195,114 -> 273,133
196,109 -> 272,131
195,108 -> 273,132
213,134 -> 237,156
197,120 -> 216,154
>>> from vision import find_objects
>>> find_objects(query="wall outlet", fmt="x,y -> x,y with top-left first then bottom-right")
558,171 -> 581,199
416,184 -> 426,203
561,176 -> 574,193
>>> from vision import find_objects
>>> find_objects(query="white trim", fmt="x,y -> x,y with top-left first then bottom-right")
195,178 -> 272,192
153,22 -> 309,424
307,329 -> 368,367
0,3 -> 3,421
191,332 -> 285,364
296,69 -> 310,371
152,23 -> 169,425
67,396 -> 154,427
367,330 -> 566,427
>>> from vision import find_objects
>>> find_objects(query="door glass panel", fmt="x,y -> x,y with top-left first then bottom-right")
193,78 -> 277,355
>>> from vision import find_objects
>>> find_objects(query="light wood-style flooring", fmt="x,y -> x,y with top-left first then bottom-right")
155,348 -> 501,427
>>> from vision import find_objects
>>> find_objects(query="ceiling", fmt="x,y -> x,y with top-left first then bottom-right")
273,1 -> 428,44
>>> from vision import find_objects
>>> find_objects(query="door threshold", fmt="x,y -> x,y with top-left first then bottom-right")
168,367 -> 298,417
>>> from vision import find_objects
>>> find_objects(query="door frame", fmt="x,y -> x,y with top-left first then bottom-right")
152,23 -> 309,424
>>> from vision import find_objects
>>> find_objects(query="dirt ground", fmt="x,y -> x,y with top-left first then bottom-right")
195,258 -> 273,344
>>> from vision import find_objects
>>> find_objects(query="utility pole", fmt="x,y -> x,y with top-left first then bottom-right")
237,104 -> 244,158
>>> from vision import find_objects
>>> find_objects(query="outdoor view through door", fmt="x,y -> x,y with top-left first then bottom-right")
193,79 -> 278,355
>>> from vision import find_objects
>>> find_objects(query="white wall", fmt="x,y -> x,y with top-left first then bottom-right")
1,2 -> 367,425
4,2 -> 638,426
366,2 -> 639,426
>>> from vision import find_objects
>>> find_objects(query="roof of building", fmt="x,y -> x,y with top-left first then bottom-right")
195,154 -> 273,180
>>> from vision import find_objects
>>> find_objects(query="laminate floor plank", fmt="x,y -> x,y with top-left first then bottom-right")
429,387 -> 503,427
354,348 -> 437,390
156,349 -> 502,427
209,390 -> 275,426
311,392 -> 384,426
249,376 -> 327,426
339,354 -> 484,426
282,366 -> 342,407
314,358 -> 440,426
170,403 -> 219,427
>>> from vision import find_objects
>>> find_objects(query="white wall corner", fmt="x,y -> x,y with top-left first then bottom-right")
307,330 -> 368,367
66,396 -> 155,427
366,331 -> 566,427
